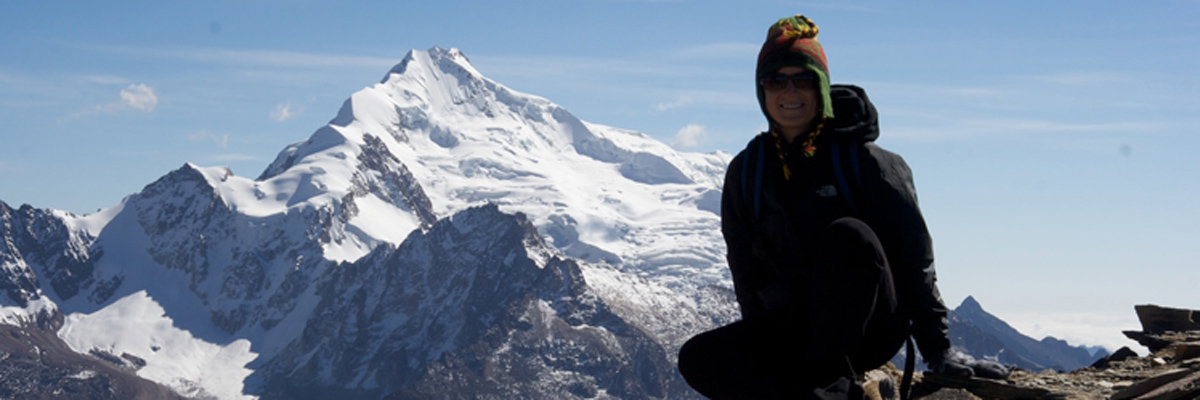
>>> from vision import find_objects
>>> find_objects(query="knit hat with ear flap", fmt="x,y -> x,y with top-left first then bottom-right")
756,14 -> 834,126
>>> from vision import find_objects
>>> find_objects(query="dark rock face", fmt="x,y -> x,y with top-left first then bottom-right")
0,201 -> 96,306
3,200 -> 698,399
355,133 -> 437,229
258,204 -> 692,399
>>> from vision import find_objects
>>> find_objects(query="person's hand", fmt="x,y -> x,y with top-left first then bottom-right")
967,359 -> 1011,380
927,349 -> 1012,379
927,350 -> 973,377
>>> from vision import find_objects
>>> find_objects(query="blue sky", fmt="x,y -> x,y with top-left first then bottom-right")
2,1 -> 1198,351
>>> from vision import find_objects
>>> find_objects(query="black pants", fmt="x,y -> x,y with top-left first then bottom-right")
677,218 -> 906,399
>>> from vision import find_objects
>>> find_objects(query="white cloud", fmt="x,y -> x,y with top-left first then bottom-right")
61,83 -> 158,121
672,124 -> 708,148
188,130 -> 229,149
655,96 -> 692,112
270,102 -> 298,122
1002,311 -> 1143,355
119,83 -> 158,112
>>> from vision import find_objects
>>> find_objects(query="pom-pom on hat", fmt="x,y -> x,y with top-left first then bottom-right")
756,14 -> 834,123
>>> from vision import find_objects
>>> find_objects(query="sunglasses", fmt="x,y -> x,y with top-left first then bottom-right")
759,71 -> 818,91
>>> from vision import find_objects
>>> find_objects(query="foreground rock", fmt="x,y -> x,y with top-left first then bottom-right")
881,304 -> 1200,400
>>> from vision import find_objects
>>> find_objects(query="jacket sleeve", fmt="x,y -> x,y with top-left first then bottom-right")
863,145 -> 951,358
722,151 -> 769,320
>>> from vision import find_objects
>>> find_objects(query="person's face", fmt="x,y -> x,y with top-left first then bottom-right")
761,66 -> 819,141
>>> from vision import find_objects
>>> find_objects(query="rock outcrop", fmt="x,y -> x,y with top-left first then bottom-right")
875,304 -> 1200,400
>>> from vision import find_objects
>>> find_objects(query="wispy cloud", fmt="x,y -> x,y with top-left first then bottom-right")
654,90 -> 753,112
188,130 -> 229,149
655,96 -> 692,112
666,42 -> 759,60
474,54 -> 678,80
854,80 -> 1014,100
209,153 -> 257,162
76,74 -> 130,85
60,83 -> 158,121
672,124 -> 708,148
1027,71 -> 1135,86
270,102 -> 299,122
82,43 -> 398,70
886,111 -> 1170,141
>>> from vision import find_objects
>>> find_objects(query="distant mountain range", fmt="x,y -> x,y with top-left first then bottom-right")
898,296 -> 1109,373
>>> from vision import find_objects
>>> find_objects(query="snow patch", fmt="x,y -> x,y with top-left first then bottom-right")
0,296 -> 57,326
57,291 -> 258,400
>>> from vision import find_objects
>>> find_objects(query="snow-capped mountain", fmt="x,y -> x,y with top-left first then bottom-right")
0,47 -> 736,399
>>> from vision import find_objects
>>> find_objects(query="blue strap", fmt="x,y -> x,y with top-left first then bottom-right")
739,135 -> 766,220
752,137 -> 765,220
900,336 -> 916,400
849,143 -> 862,189
830,142 -> 859,216
741,141 -> 751,204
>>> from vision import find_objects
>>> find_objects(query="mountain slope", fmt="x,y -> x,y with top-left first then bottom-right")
0,47 -> 734,399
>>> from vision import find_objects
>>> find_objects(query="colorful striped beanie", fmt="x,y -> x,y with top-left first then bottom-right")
756,14 -> 834,127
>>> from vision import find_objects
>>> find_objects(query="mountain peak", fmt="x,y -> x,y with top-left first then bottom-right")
958,295 -> 984,313
383,46 -> 479,84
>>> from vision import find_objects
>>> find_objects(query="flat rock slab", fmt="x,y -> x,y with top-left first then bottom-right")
1135,305 -> 1200,334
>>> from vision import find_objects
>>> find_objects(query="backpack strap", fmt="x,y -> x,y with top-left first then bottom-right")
849,142 -> 862,189
745,136 -> 864,219
900,336 -> 916,400
740,134 -> 768,220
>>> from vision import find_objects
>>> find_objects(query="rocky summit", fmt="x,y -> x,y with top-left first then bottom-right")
865,304 -> 1200,400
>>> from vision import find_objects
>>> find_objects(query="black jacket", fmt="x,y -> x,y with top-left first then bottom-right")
721,84 -> 951,358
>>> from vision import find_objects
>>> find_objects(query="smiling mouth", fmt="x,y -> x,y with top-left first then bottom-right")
780,103 -> 805,109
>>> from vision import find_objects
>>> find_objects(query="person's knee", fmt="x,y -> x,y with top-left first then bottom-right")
823,217 -> 886,270
826,217 -> 877,244
677,334 -> 706,379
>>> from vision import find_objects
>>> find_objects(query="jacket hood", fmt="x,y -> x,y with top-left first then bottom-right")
825,84 -> 879,143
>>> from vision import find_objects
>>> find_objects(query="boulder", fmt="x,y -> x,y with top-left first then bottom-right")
1091,346 -> 1139,369
1111,369 -> 1200,400
1134,305 -> 1200,334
